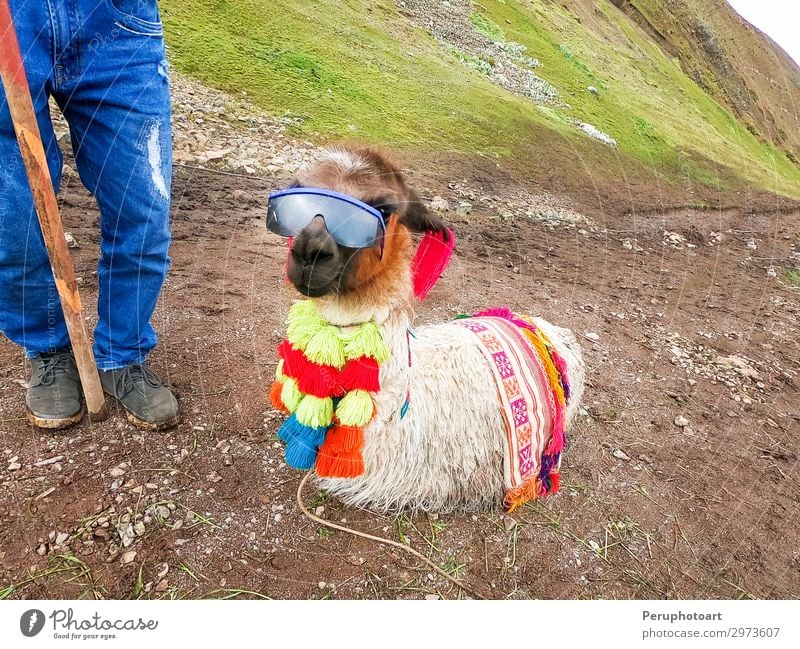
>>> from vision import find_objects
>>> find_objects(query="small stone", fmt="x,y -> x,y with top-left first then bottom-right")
7,462 -> 21,471
134,522 -> 146,536
674,415 -> 690,427
612,449 -> 631,461
93,528 -> 110,541
117,523 -> 135,548
587,85 -> 599,96
503,517 -> 517,532
157,563 -> 170,580
585,332 -> 600,341
425,594 -> 441,600
109,466 -> 126,478
155,579 -> 168,593
429,196 -> 449,212
64,232 -> 80,248
55,532 -> 69,546
36,543 -> 48,556
314,506 -> 325,517
121,550 -> 137,565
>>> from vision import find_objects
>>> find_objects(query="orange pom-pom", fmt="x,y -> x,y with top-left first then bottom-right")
269,380 -> 288,413
324,425 -> 363,452
316,448 -> 364,478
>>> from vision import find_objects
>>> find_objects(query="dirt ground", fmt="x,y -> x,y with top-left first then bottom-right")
1,150 -> 799,600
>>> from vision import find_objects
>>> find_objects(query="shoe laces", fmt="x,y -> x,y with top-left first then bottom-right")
113,364 -> 164,398
31,353 -> 73,387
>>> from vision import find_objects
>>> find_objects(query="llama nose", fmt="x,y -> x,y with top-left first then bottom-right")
295,215 -> 337,266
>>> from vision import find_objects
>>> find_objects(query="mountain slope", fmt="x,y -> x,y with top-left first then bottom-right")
159,0 -> 800,205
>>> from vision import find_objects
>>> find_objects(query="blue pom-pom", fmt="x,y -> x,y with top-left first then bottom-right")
279,414 -> 329,469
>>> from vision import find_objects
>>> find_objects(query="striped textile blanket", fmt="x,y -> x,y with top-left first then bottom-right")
454,310 -> 569,511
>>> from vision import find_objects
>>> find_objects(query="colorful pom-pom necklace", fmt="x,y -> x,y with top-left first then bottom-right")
269,300 -> 389,478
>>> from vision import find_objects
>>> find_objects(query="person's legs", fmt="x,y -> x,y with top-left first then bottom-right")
0,1 -> 83,427
56,0 -> 172,370
52,0 -> 177,428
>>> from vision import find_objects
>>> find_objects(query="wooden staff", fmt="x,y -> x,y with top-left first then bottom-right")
0,0 -> 107,421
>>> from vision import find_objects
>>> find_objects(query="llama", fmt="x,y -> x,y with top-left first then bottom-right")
267,147 -> 584,513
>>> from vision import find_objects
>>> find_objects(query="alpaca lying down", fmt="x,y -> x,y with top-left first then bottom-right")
266,147 -> 585,513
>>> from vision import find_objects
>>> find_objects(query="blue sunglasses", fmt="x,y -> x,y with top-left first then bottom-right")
266,187 -> 387,250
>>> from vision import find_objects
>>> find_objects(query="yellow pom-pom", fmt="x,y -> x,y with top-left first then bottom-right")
280,378 -> 303,412
335,389 -> 374,427
344,321 -> 390,363
295,395 -> 334,428
287,300 -> 325,350
304,325 -> 346,368
275,359 -> 288,382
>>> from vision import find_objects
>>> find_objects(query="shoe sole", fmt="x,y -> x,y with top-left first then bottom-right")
26,405 -> 85,430
125,409 -> 179,432
102,389 -> 179,431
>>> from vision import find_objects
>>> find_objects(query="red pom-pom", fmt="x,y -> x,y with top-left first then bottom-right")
279,339 -> 342,397
297,363 -> 340,398
338,356 -> 380,392
277,340 -> 306,377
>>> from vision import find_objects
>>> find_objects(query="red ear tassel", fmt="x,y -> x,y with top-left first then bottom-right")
411,228 -> 455,300
338,356 -> 380,392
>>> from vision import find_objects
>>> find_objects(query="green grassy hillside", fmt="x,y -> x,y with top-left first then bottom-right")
160,0 -> 800,202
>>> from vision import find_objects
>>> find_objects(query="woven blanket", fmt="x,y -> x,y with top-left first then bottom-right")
454,311 -> 569,511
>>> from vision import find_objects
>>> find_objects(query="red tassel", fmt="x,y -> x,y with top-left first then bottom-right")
411,229 -> 455,300
338,356 -> 380,392
269,380 -> 288,413
297,363 -> 341,398
279,339 -> 343,397
548,472 -> 560,495
277,340 -> 306,377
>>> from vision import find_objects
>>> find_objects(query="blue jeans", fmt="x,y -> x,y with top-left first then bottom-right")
0,0 -> 171,370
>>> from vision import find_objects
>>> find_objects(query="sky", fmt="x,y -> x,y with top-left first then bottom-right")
726,0 -> 800,66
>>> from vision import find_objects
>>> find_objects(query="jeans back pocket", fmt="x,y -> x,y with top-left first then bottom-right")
105,0 -> 163,36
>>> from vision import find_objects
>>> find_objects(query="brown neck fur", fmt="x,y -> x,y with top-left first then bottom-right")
315,216 -> 413,326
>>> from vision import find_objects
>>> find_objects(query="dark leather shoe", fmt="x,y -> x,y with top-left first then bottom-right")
99,363 -> 179,430
26,350 -> 84,429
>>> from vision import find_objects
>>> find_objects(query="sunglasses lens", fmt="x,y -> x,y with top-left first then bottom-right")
266,190 -> 385,249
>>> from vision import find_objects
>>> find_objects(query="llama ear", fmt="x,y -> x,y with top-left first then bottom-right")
400,190 -> 450,241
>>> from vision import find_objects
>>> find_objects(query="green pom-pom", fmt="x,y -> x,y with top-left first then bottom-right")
305,325 -> 346,368
275,359 -> 287,382
335,389 -> 374,427
344,322 -> 390,363
295,395 -> 334,428
280,378 -> 303,412
287,301 -> 325,350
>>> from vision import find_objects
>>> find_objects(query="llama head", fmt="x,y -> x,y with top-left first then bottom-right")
278,147 -> 448,298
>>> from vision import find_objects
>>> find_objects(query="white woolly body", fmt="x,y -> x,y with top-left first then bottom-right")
313,287 -> 585,513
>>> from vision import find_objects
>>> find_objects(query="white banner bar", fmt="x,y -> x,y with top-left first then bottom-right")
2,600 -> 798,648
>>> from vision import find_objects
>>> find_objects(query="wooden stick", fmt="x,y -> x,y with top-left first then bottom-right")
0,0 -> 107,421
